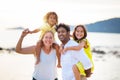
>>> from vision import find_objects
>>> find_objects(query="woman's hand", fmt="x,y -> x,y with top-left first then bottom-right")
21,28 -> 30,38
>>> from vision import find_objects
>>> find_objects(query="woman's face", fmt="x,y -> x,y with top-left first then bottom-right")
75,27 -> 84,39
42,32 -> 54,47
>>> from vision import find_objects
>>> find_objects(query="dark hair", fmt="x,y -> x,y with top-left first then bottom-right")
73,25 -> 87,41
56,23 -> 70,32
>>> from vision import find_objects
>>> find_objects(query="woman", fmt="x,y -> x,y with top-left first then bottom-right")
16,28 -> 59,80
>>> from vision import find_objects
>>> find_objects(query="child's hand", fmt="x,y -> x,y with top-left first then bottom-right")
29,31 -> 33,34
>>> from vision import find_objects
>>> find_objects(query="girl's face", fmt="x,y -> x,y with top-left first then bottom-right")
75,26 -> 84,39
42,32 -> 54,47
48,14 -> 57,26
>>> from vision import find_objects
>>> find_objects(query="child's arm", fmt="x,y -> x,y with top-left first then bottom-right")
63,40 -> 86,53
29,28 -> 40,34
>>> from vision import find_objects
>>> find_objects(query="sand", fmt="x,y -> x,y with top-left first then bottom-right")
0,50 -> 120,80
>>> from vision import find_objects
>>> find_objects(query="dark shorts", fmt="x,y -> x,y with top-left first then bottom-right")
32,77 -> 58,80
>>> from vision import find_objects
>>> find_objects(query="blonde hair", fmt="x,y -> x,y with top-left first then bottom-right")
43,12 -> 58,24
41,30 -> 54,40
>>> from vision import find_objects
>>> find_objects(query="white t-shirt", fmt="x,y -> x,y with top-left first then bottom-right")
33,48 -> 57,80
61,40 -> 92,80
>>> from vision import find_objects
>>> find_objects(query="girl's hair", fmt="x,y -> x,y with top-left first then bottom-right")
43,12 -> 58,24
73,25 -> 87,41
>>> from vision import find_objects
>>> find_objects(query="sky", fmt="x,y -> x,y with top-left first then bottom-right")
0,0 -> 120,29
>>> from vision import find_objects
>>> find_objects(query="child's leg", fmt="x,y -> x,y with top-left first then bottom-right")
72,64 -> 81,80
53,43 -> 61,68
35,40 -> 42,65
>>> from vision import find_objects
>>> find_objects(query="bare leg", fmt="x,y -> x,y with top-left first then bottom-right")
35,40 -> 42,65
81,75 -> 87,80
72,64 -> 81,80
53,43 -> 61,68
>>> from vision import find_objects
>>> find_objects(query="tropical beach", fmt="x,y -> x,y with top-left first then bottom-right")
0,30 -> 120,80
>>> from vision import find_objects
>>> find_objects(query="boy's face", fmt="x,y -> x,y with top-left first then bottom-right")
48,14 -> 57,26
57,27 -> 69,43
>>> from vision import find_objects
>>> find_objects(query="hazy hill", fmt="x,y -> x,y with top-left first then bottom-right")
85,18 -> 120,33
6,27 -> 25,30
6,18 -> 120,33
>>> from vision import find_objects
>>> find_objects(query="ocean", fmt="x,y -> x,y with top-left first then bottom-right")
1,29 -> 120,47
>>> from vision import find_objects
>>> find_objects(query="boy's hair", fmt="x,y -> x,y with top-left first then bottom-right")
43,11 -> 58,24
73,24 -> 87,41
56,23 -> 70,32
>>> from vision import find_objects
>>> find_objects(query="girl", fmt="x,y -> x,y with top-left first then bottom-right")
62,24 -> 94,80
29,12 -> 61,67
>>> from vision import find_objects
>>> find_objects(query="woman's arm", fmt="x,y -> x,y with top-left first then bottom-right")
16,29 -> 35,54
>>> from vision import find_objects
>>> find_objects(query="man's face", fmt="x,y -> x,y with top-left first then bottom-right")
57,27 -> 69,43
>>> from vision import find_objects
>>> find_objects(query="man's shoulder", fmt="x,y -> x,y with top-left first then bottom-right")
66,39 -> 78,46
69,39 -> 78,44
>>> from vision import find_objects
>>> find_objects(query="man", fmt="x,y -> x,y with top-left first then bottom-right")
56,23 -> 92,80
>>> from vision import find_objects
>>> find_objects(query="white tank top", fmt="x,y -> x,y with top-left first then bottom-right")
33,48 -> 57,80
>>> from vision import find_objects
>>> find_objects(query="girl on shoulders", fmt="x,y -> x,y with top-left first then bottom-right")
62,24 -> 94,80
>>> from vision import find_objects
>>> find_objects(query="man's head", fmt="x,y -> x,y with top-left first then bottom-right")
56,23 -> 70,44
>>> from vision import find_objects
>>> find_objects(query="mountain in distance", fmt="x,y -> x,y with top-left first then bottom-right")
85,18 -> 120,33
6,27 -> 25,30
6,18 -> 120,33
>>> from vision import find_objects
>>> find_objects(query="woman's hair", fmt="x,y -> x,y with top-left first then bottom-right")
56,23 -> 70,32
41,30 -> 54,40
40,30 -> 54,48
73,24 -> 87,41
43,11 -> 58,24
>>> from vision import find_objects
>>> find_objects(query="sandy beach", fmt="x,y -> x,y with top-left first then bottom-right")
0,47 -> 120,80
